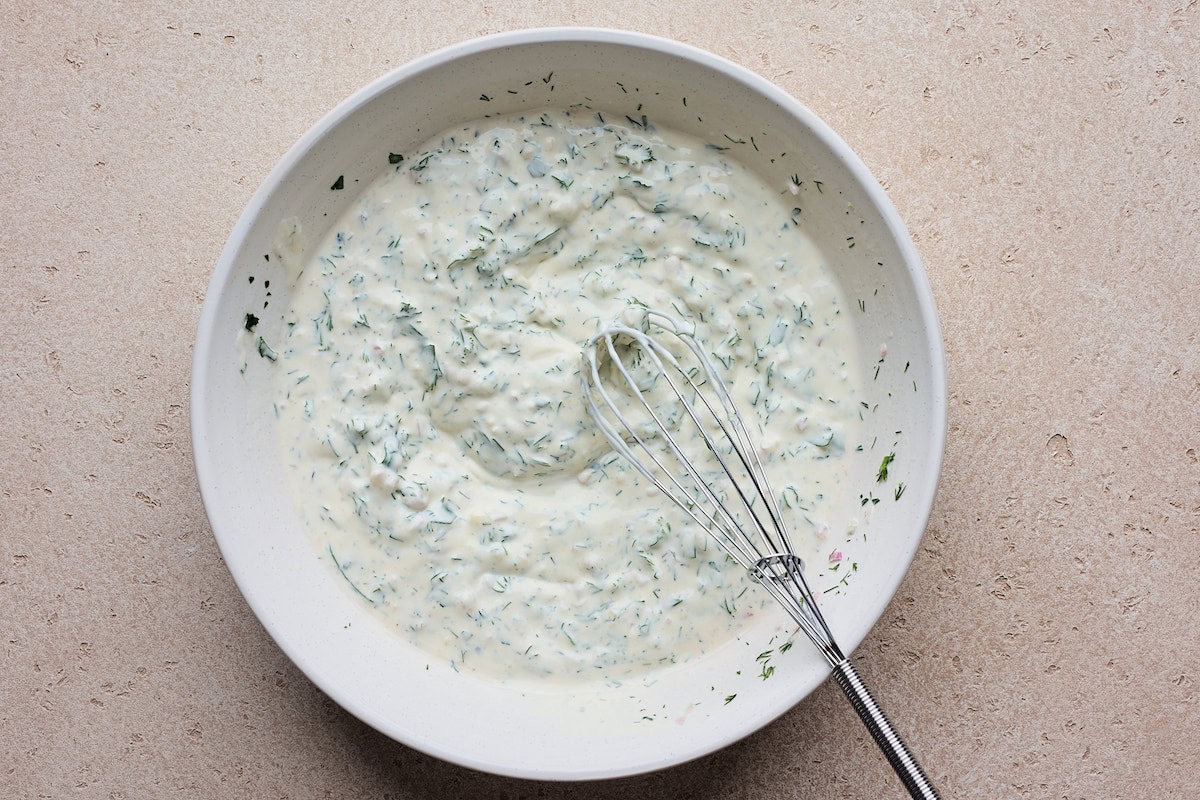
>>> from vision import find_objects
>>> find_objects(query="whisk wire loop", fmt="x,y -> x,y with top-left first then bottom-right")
588,333 -> 757,567
589,323 -> 765,570
586,313 -> 789,568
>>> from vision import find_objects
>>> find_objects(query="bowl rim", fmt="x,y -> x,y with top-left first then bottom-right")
192,26 -> 948,780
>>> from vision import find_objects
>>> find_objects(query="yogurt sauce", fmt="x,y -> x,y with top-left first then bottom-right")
271,107 -> 861,684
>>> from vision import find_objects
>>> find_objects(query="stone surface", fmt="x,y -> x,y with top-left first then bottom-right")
3,2 -> 1197,797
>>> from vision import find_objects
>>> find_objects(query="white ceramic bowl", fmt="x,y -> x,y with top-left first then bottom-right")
192,28 -> 946,780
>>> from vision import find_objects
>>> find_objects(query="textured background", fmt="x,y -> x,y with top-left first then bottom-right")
3,1 -> 1198,797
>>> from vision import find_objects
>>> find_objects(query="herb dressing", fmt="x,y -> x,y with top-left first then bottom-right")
271,107 -> 862,683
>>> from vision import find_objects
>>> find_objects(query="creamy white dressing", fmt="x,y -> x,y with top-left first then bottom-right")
271,107 -> 861,684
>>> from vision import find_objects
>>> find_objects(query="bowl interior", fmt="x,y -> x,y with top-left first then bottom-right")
192,29 -> 945,780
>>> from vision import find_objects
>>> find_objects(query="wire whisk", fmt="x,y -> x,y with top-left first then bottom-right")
581,308 -> 940,800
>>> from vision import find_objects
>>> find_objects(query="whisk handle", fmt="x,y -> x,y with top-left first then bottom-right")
832,658 -> 941,800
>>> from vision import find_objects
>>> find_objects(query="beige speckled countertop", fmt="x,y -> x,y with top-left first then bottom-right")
3,3 -> 1198,797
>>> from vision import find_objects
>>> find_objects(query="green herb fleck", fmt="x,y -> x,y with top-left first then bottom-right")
328,545 -> 374,604
256,336 -> 277,361
243,312 -> 259,332
877,452 -> 895,482
418,340 -> 443,393
331,175 -> 344,191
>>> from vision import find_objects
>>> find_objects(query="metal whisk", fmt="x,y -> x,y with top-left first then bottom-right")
581,308 -> 939,800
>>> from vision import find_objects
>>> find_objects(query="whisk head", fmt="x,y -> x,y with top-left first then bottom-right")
581,308 -> 843,663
